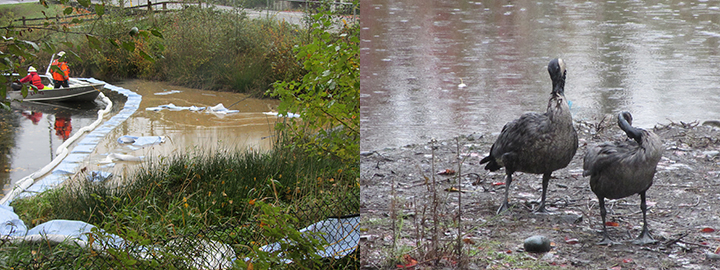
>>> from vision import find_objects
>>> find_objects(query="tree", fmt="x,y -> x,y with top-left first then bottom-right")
0,0 -> 161,109
269,0 -> 359,164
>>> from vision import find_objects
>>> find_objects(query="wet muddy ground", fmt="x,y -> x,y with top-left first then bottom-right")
360,117 -> 720,269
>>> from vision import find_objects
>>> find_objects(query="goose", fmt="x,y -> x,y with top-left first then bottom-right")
583,111 -> 663,245
480,58 -> 578,214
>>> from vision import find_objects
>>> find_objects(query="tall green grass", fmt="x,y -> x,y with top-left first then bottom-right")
13,143 -> 357,231
9,134 -> 358,267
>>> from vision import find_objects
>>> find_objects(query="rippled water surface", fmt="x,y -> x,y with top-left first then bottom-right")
361,0 -> 720,150
1,80 -> 279,196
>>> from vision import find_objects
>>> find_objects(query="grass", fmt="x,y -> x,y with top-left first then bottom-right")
0,2 -> 64,21
9,136 -> 359,268
373,138 -> 566,269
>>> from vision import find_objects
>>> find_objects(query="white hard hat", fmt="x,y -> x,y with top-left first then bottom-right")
57,51 -> 65,57
28,66 -> 36,72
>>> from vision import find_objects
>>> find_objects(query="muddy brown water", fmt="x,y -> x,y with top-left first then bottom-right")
361,0 -> 720,151
1,79 -> 280,196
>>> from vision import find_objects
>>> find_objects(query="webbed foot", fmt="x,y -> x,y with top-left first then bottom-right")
632,230 -> 658,245
496,202 -> 510,215
596,236 -> 620,246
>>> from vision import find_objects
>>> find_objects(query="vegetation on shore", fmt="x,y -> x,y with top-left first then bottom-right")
0,0 -> 312,97
2,0 -> 359,268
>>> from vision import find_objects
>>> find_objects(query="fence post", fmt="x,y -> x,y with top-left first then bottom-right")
148,0 -> 152,11
22,16 -> 26,26
162,2 -> 166,9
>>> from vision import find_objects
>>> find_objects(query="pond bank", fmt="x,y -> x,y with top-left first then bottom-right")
360,118 -> 720,269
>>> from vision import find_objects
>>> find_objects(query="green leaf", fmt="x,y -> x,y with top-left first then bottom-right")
138,50 -> 154,62
86,35 -> 102,50
77,0 -> 90,8
121,41 -> 135,52
150,29 -> 164,39
95,4 -> 104,16
18,40 -> 39,51
63,7 -> 73,15
50,65 -> 62,74
71,18 -> 81,24
108,39 -> 119,48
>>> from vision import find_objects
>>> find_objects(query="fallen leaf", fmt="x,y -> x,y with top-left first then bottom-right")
463,238 -> 475,244
396,254 -> 417,269
605,221 -> 620,227
564,237 -> 580,245
505,249 -> 512,254
444,187 -> 466,193
437,169 -> 456,175
701,227 -> 715,233
610,267 -> 621,270
492,182 -> 505,186
623,258 -> 633,263
716,246 -> 720,254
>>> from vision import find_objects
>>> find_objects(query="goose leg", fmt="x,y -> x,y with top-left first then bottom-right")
597,196 -> 618,246
496,173 -> 513,214
536,172 -> 551,213
632,191 -> 657,245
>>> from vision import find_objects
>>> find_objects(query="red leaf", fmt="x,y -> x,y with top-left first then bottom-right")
605,221 -> 620,227
701,227 -> 715,233
505,249 -> 512,254
396,254 -> 417,269
492,182 -> 505,186
623,258 -> 633,263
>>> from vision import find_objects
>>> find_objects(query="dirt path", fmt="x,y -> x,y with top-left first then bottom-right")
360,118 -> 720,269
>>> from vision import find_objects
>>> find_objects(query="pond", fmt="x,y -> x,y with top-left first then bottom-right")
360,0 -> 720,151
1,80 -> 280,197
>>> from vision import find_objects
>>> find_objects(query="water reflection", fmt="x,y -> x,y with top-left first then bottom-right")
1,100 -> 104,195
0,109 -> 20,193
54,112 -> 72,141
361,0 -> 720,150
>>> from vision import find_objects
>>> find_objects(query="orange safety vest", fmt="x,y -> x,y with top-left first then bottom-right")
51,59 -> 69,81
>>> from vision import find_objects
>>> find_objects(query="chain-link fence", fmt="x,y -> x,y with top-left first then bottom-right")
2,195 -> 359,269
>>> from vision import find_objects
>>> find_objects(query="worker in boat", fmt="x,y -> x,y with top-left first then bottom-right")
51,51 -> 70,88
18,66 -> 50,90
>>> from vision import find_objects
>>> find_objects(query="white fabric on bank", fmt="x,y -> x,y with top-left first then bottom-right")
259,215 -> 359,263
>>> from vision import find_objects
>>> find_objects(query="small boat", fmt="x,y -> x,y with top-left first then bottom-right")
7,75 -> 104,102
7,53 -> 105,103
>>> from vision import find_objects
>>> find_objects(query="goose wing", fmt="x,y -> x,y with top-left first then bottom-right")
582,140 -> 637,177
490,112 -> 552,157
